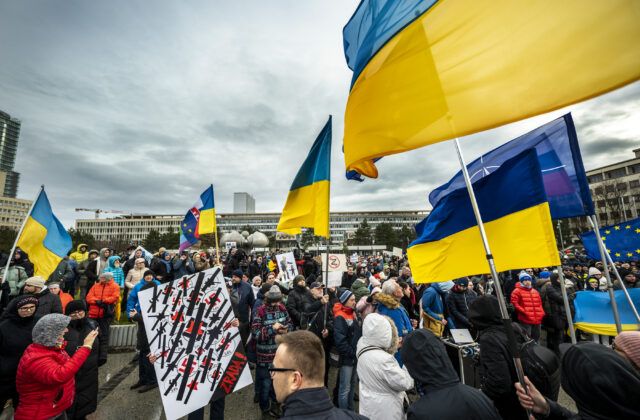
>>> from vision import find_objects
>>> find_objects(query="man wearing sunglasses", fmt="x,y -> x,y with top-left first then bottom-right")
271,330 -> 366,420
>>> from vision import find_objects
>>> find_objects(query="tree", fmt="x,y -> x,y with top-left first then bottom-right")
374,223 -> 397,248
592,180 -> 628,225
265,232 -> 276,250
352,220 -> 372,245
240,225 -> 256,235
142,230 -> 163,252
0,227 -> 17,253
199,226 -> 222,249
396,225 -> 417,249
160,226 -> 180,250
67,228 -> 96,250
300,228 -> 322,249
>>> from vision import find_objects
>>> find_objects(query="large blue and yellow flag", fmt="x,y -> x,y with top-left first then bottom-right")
429,114 -> 594,219
574,289 -> 640,336
179,185 -> 216,253
579,217 -> 640,262
277,117 -> 331,238
408,149 -> 560,283
17,188 -> 72,278
342,0 -> 640,178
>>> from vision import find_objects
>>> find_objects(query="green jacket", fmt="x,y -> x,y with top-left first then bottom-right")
1,265 -> 28,297
351,278 -> 371,302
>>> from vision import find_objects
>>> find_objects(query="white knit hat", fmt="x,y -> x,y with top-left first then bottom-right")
588,267 -> 601,276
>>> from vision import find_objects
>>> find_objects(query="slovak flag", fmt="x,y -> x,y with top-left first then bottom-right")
179,185 -> 216,252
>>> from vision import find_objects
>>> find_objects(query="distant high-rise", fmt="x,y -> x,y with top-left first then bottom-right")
0,111 -> 21,198
233,192 -> 255,213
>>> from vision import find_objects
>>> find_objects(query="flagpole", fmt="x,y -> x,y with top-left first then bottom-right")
587,216 -> 623,333
0,185 -> 44,302
555,267 -> 577,344
620,197 -> 628,222
452,138 -> 530,404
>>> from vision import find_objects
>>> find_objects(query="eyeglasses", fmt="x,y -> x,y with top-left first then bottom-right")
268,367 -> 302,377
18,305 -> 36,311
69,310 -> 85,316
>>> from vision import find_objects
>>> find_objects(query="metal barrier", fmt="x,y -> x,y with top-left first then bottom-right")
108,324 -> 138,347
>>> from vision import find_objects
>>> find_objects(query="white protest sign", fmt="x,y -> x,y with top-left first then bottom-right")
130,245 -> 153,264
276,252 -> 298,283
321,254 -> 347,272
139,268 -> 252,420
393,247 -> 403,258
225,242 -> 236,251
350,253 -> 359,264
322,271 -> 343,288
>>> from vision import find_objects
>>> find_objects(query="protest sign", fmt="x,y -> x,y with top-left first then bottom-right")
393,247 -> 403,258
322,271 -> 343,288
350,253 -> 358,264
321,254 -> 347,272
130,245 -> 153,264
139,268 -> 252,420
225,242 -> 236,251
276,252 -> 298,283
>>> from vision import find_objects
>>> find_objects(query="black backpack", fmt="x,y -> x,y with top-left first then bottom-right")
516,335 -> 561,401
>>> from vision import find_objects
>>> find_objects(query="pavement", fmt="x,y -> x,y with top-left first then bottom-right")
1,349 -> 576,420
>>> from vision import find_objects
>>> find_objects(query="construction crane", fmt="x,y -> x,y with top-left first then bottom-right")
75,208 -> 124,219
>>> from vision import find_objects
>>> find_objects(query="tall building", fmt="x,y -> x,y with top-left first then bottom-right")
233,192 -> 255,213
0,111 -> 21,198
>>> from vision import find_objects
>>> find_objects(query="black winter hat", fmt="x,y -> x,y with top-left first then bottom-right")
65,300 -> 87,315
143,269 -> 155,278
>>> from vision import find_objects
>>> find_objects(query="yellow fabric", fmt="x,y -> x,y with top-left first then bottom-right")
574,322 -> 639,336
17,216 -> 63,279
344,0 -> 640,177
115,290 -> 123,321
277,180 -> 330,238
198,208 -> 216,236
408,203 -> 560,283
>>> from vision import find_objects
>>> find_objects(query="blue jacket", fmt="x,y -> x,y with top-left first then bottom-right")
127,279 -> 161,316
233,281 -> 256,324
333,302 -> 361,367
104,256 -> 125,288
172,256 -> 195,279
422,283 -> 446,321
375,292 -> 413,366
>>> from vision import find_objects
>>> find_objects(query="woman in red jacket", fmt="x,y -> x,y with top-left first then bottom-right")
15,313 -> 98,420
510,272 -> 545,341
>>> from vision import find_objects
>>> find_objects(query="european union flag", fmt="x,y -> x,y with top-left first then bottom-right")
579,216 -> 640,262
429,114 -> 594,219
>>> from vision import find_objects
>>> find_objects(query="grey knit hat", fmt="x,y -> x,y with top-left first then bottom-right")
266,285 -> 282,302
32,313 -> 71,347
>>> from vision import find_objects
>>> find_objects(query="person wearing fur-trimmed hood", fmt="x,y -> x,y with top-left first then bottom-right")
356,313 -> 414,420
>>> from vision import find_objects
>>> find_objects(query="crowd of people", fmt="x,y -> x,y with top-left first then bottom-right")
0,244 -> 639,419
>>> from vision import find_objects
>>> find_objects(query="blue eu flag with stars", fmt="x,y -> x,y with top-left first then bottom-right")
579,216 -> 640,262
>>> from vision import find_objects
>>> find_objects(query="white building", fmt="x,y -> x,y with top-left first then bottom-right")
233,192 -> 255,214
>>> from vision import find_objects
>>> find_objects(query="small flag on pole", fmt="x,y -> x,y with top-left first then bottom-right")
179,185 -> 216,253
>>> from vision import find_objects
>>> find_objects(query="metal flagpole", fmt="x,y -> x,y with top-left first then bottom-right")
587,216 -> 623,333
555,267 -> 577,344
0,185 -> 44,303
452,138 -> 531,404
632,196 -> 638,219
600,240 -> 640,323
557,220 -> 564,250
620,196 -> 628,222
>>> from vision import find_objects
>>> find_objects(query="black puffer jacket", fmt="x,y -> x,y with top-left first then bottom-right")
445,285 -> 476,329
468,295 -> 527,420
545,274 -> 575,331
286,284 -> 311,328
14,248 -> 34,277
280,387 -> 367,420
34,287 -> 63,319
401,328 -> 501,420
0,295 -> 37,400
64,316 -> 99,419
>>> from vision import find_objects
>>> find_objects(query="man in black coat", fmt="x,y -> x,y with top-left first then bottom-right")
340,266 -> 357,290
0,295 -> 38,413
445,277 -> 476,329
303,282 -> 334,386
23,276 -> 62,319
13,248 -> 34,277
248,255 -> 268,280
544,273 -> 575,354
64,300 -> 100,419
401,329 -> 501,419
286,275 -> 312,329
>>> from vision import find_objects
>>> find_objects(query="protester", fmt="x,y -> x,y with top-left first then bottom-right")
355,286 -> 381,321
273,330 -> 367,420
398,281 -> 418,321
350,274 -> 370,303
192,252 -> 211,272
612,331 -> 640,374
376,280 -> 413,366
0,295 -> 38,414
341,266 -> 357,290
445,277 -> 476,330
13,248 -> 34,277
0,256 -> 28,300
303,281 -> 333,386
356,313 -> 413,420
64,300 -> 99,419
401,329 -> 501,420
47,281 -> 73,314
252,284 -> 293,418
510,271 -> 545,341
23,276 -> 63,319
129,282 -> 159,394
232,269 -> 255,346
173,252 -> 195,279
47,257 -> 75,292
421,280 -> 453,337
76,249 -> 99,298
14,314 -> 98,420
333,290 -> 361,411
86,271 -> 120,365
286,275 -> 311,329
250,255 -> 268,279
614,268 -> 640,290
150,251 -> 173,283
515,342 -> 640,419
69,244 -> 89,263
103,256 -> 125,320
544,273 -> 575,354
127,270 -> 161,316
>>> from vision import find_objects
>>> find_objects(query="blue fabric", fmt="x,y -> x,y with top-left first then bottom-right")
179,185 -> 215,251
421,284 -> 445,321
28,189 -> 73,258
127,279 -> 161,315
338,364 -> 357,411
346,157 -> 381,182
172,257 -> 195,278
343,0 -> 438,88
289,117 -> 332,190
104,256 -> 124,288
574,289 -> 640,326
376,303 -> 413,366
411,150 -> 545,246
333,315 -> 361,366
255,365 -> 277,411
429,114 -> 593,219
579,217 -> 640,262
233,281 -> 256,324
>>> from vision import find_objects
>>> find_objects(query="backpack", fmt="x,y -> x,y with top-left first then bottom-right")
517,336 -> 561,401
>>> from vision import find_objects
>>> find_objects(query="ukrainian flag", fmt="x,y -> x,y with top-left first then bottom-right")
179,185 -> 216,253
342,0 -> 640,177
408,149 -> 560,284
277,117 -> 331,238
574,289 -> 640,336
17,188 -> 72,278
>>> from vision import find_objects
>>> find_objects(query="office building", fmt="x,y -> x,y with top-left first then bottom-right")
0,195 -> 32,230
233,192 -> 255,213
0,111 -> 21,198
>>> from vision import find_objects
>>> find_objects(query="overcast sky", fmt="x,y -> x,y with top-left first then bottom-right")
1,1 -> 639,228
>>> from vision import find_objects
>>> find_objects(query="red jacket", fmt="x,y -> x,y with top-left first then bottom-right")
510,282 -> 545,325
85,279 -> 120,318
15,343 -> 90,420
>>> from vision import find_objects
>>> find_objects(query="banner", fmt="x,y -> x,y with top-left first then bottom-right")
225,242 -> 236,251
276,252 -> 298,283
392,247 -> 403,258
573,289 -> 640,336
139,268 -> 252,420
321,254 -> 347,272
